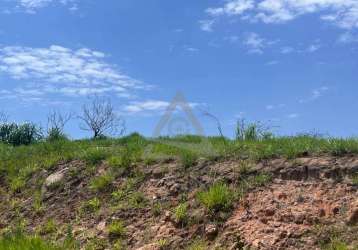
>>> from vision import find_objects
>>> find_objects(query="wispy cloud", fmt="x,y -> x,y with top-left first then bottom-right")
280,46 -> 295,54
122,100 -> 202,116
266,103 -> 285,110
205,0 -> 358,29
266,60 -> 279,65
3,0 -> 78,13
299,86 -> 329,103
287,113 -> 299,119
338,32 -> 358,43
199,19 -> 215,32
243,32 -> 275,54
307,40 -> 321,52
0,45 -> 146,100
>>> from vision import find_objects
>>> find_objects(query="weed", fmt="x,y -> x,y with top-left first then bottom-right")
90,172 -> 114,192
180,151 -> 198,169
108,220 -> 126,238
0,232 -> 63,250
156,239 -> 168,249
197,182 -> 234,213
128,192 -> 147,208
39,219 -> 56,235
152,202 -> 162,217
83,148 -> 108,165
33,191 -> 44,214
352,174 -> 358,185
82,197 -> 101,213
174,203 -> 188,226
186,239 -> 207,250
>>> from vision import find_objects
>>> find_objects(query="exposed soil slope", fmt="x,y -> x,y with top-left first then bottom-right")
0,156 -> 357,249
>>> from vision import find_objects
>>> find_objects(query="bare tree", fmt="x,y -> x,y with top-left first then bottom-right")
0,111 -> 8,123
47,110 -> 73,136
79,96 -> 125,138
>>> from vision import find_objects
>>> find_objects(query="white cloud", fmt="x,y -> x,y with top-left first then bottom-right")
205,0 -> 358,29
265,103 -> 285,110
123,100 -> 170,114
199,19 -> 216,32
266,60 -> 279,65
0,45 -> 145,99
6,0 -> 77,13
338,32 -> 358,43
243,32 -> 273,54
206,0 -> 254,16
299,86 -> 329,103
280,46 -> 295,54
307,43 -> 321,52
287,113 -> 299,119
123,100 -> 201,116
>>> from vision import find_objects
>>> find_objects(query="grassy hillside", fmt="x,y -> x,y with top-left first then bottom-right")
0,134 -> 358,249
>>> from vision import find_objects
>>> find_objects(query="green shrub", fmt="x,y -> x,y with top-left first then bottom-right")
108,220 -> 126,238
174,203 -> 188,226
197,182 -> 234,213
0,122 -> 42,146
90,173 -> 114,192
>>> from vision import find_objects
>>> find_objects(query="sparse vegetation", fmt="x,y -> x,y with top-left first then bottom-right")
197,182 -> 234,213
180,150 -> 198,169
186,239 -> 207,250
0,232 -> 64,250
90,172 -> 114,192
107,220 -> 126,238
174,203 -> 188,226
1,132 -> 358,249
82,197 -> 101,213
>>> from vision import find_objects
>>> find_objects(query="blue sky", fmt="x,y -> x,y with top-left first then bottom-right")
0,0 -> 357,138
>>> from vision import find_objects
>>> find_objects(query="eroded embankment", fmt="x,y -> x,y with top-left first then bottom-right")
0,156 -> 357,249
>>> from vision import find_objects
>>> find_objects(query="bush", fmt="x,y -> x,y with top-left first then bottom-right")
0,122 -> 42,146
197,182 -> 234,213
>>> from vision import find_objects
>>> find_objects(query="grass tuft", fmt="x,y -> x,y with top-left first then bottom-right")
197,182 -> 234,213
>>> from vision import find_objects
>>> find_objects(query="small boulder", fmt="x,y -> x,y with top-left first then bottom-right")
205,224 -> 218,239
44,168 -> 68,188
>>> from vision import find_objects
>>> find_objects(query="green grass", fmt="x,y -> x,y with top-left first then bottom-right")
1,133 -> 358,195
186,239 -> 207,250
174,203 -> 188,226
89,172 -> 114,192
82,197 -> 101,213
107,220 -> 126,238
197,182 -> 234,213
0,232 -> 64,250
